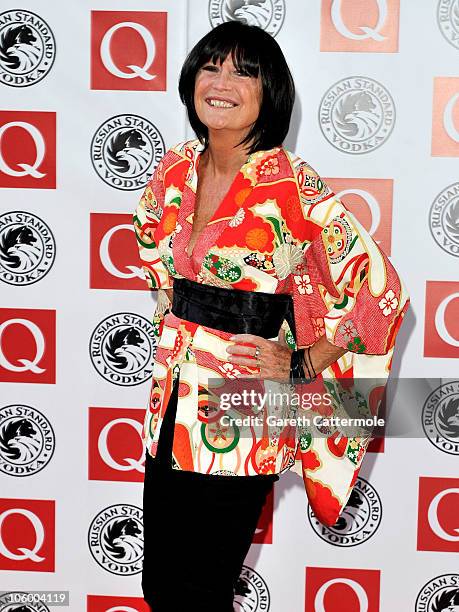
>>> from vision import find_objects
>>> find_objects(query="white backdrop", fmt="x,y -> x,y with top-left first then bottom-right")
1,1 -> 458,611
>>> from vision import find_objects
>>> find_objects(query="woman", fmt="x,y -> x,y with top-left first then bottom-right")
134,21 -> 409,611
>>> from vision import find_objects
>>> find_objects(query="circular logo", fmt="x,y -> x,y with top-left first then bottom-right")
0,404 -> 55,477
318,76 -> 396,154
208,0 -> 285,37
0,211 -> 56,285
308,476 -> 382,546
437,0 -> 459,50
415,574 -> 459,611
89,312 -> 156,386
0,10 -> 56,87
422,381 -> 459,455
234,565 -> 270,611
429,183 -> 459,258
90,114 -> 165,191
88,504 -> 143,575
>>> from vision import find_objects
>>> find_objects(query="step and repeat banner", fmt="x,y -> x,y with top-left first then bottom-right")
1,1 -> 458,610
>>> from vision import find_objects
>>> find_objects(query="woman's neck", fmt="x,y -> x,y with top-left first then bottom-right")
203,131 -> 251,177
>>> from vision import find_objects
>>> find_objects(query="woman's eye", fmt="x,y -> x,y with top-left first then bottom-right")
202,65 -> 218,73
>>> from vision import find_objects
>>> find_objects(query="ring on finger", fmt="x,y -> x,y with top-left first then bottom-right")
254,345 -> 261,359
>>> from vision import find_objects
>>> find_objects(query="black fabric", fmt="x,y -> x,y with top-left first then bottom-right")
142,377 -> 278,611
172,276 -> 294,339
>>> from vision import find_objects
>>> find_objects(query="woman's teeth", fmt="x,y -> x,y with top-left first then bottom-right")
208,99 -> 235,108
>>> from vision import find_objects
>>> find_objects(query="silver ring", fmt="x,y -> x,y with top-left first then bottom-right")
254,345 -> 261,359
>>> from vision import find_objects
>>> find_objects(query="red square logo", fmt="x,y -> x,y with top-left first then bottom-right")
325,178 -> 393,255
417,476 -> 459,553
88,407 -> 145,482
0,498 -> 55,572
87,595 -> 150,611
305,566 -> 380,611
252,488 -> 274,544
431,77 -> 459,157
0,111 -> 56,189
91,11 -> 167,91
424,281 -> 459,358
320,0 -> 400,53
90,213 -> 148,290
0,308 -> 56,384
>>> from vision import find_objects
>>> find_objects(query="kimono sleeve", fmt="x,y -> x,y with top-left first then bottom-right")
291,160 -> 409,355
133,164 -> 173,290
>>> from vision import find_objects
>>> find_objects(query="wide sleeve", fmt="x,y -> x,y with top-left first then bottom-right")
289,156 -> 409,356
133,162 -> 174,291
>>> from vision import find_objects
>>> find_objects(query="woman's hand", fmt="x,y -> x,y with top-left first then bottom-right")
226,329 -> 292,380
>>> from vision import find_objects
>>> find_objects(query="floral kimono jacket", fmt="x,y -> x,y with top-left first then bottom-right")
133,138 -> 409,526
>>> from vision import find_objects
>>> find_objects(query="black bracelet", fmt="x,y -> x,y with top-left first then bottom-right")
290,349 -> 313,384
305,346 -> 317,380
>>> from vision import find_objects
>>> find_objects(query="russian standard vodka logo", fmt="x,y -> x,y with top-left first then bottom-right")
0,10 -> 56,87
437,0 -> 459,50
415,574 -> 459,611
88,504 -> 143,575
308,477 -> 382,546
319,76 -> 395,154
422,381 -> 459,455
89,312 -> 156,386
0,592 -> 50,611
0,211 -> 56,285
0,404 -> 55,476
234,565 -> 270,611
429,182 -> 459,257
209,0 -> 285,37
90,114 -> 164,191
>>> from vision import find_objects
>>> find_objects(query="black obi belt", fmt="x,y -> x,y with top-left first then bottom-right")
171,277 -> 295,340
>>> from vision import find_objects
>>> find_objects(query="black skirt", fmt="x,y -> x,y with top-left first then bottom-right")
142,376 -> 279,612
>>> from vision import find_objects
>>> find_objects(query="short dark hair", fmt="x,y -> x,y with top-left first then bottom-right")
178,21 -> 295,154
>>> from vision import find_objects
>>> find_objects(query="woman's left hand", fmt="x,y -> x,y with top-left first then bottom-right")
226,331 -> 292,379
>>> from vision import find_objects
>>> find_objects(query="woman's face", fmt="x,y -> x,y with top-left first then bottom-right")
194,55 -> 262,138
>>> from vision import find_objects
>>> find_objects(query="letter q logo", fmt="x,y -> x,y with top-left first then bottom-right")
306,567 -> 380,611
432,77 -> 459,157
87,595 -> 150,612
91,11 -> 167,91
90,213 -> 148,290
0,499 -> 55,572
0,309 -> 56,384
320,0 -> 400,52
418,477 -> 459,553
0,111 -> 56,189
424,281 -> 459,358
88,407 -> 146,482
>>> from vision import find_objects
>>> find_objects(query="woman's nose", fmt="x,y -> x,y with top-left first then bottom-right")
213,69 -> 231,89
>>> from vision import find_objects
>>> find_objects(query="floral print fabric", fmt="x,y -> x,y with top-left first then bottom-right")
133,139 -> 409,526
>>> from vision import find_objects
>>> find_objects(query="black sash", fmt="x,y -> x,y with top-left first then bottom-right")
171,277 -> 296,339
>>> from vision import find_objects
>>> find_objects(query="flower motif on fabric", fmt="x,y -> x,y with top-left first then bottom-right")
256,155 -> 280,180
272,243 -> 304,280
312,317 -> 325,338
347,336 -> 366,353
338,320 -> 358,340
229,207 -> 245,228
379,289 -> 399,316
294,274 -> 313,295
219,362 -> 243,379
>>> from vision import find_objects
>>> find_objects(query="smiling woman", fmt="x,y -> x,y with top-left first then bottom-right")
134,20 -> 409,612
